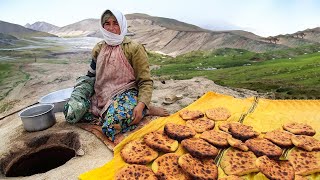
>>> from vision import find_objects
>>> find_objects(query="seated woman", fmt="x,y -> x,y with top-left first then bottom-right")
65,9 -> 168,141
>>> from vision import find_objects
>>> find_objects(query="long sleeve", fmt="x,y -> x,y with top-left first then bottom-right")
126,43 -> 153,108
91,38 -> 153,108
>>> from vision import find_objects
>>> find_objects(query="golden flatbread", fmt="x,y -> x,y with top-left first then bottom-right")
151,153 -> 191,180
218,175 -> 244,180
220,147 -> 259,176
283,122 -> 316,136
256,155 -> 295,180
179,110 -> 204,120
185,118 -> 215,133
229,123 -> 259,141
245,138 -> 283,159
205,107 -> 231,121
218,122 -> 240,133
115,164 -> 157,180
178,153 -> 218,180
227,136 -> 249,151
143,131 -> 179,153
291,135 -> 320,151
120,139 -> 158,164
200,130 -> 231,148
181,138 -> 219,158
287,147 -> 320,176
164,123 -> 196,141
264,129 -> 293,148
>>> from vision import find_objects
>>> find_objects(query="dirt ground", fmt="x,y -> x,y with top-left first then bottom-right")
0,54 -> 267,180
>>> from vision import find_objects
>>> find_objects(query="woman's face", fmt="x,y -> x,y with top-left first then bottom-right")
103,16 -> 120,35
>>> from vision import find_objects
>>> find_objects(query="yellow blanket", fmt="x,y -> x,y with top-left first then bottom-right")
241,98 -> 320,179
79,92 -> 320,180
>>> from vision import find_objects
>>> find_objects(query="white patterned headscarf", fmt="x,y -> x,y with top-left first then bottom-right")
100,9 -> 127,46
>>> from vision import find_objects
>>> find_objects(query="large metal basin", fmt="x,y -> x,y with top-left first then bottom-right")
38,87 -> 73,112
19,104 -> 56,132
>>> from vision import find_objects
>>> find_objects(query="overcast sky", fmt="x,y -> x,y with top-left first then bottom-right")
1,0 -> 319,37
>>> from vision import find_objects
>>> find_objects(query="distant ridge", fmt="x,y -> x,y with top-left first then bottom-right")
3,13 -> 319,56
126,13 -> 208,32
25,21 -> 59,33
49,19 -> 99,37
0,20 -> 56,38
40,14 -> 320,56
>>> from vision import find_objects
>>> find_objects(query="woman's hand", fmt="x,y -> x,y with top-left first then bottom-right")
129,102 -> 146,125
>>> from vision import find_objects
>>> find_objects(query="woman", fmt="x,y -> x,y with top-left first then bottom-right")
86,9 -> 169,141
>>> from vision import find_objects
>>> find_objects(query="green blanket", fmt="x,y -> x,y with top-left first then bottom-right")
64,76 -> 95,123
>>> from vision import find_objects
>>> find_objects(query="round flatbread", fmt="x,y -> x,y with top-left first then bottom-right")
151,153 -> 191,180
185,119 -> 215,133
256,155 -> 295,180
120,139 -> 158,164
205,107 -> 231,121
164,123 -> 196,141
179,110 -> 204,120
218,122 -> 240,133
287,147 -> 320,176
264,129 -> 293,148
200,130 -> 231,148
245,138 -> 283,159
227,136 -> 249,151
181,138 -> 219,158
291,135 -> 320,151
283,122 -> 316,136
115,164 -> 157,180
178,153 -> 218,180
229,123 -> 259,141
220,147 -> 259,176
143,131 -> 179,153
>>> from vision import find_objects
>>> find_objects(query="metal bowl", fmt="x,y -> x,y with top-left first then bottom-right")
38,87 -> 74,112
19,104 -> 56,132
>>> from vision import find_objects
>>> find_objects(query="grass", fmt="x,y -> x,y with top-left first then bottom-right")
1,37 -> 320,102
0,48 -> 70,102
150,46 -> 320,99
0,62 -> 30,101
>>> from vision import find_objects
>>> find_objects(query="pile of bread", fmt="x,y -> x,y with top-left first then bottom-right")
116,107 -> 320,180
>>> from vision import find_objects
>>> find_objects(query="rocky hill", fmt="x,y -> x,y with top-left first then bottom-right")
49,19 -> 99,37
25,21 -> 59,33
4,13 -> 319,56
0,20 -> 56,38
45,14 -> 320,56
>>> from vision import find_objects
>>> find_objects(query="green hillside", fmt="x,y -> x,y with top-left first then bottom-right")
150,45 -> 320,99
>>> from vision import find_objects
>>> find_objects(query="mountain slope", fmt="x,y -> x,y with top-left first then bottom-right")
25,21 -> 59,32
0,20 -> 56,38
126,13 -> 207,32
50,16 -> 284,56
42,14 -> 320,56
124,16 -> 289,56
49,19 -> 99,37
0,33 -> 18,46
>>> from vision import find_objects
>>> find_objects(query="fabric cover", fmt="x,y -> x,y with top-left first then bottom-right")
64,76 -> 95,123
79,92 -> 320,180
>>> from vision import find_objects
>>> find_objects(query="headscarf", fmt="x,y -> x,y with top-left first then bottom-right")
100,9 -> 127,46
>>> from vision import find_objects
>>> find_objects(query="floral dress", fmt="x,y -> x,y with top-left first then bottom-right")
101,89 -> 146,141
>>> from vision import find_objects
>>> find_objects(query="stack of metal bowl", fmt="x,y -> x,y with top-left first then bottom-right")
18,87 -> 73,132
